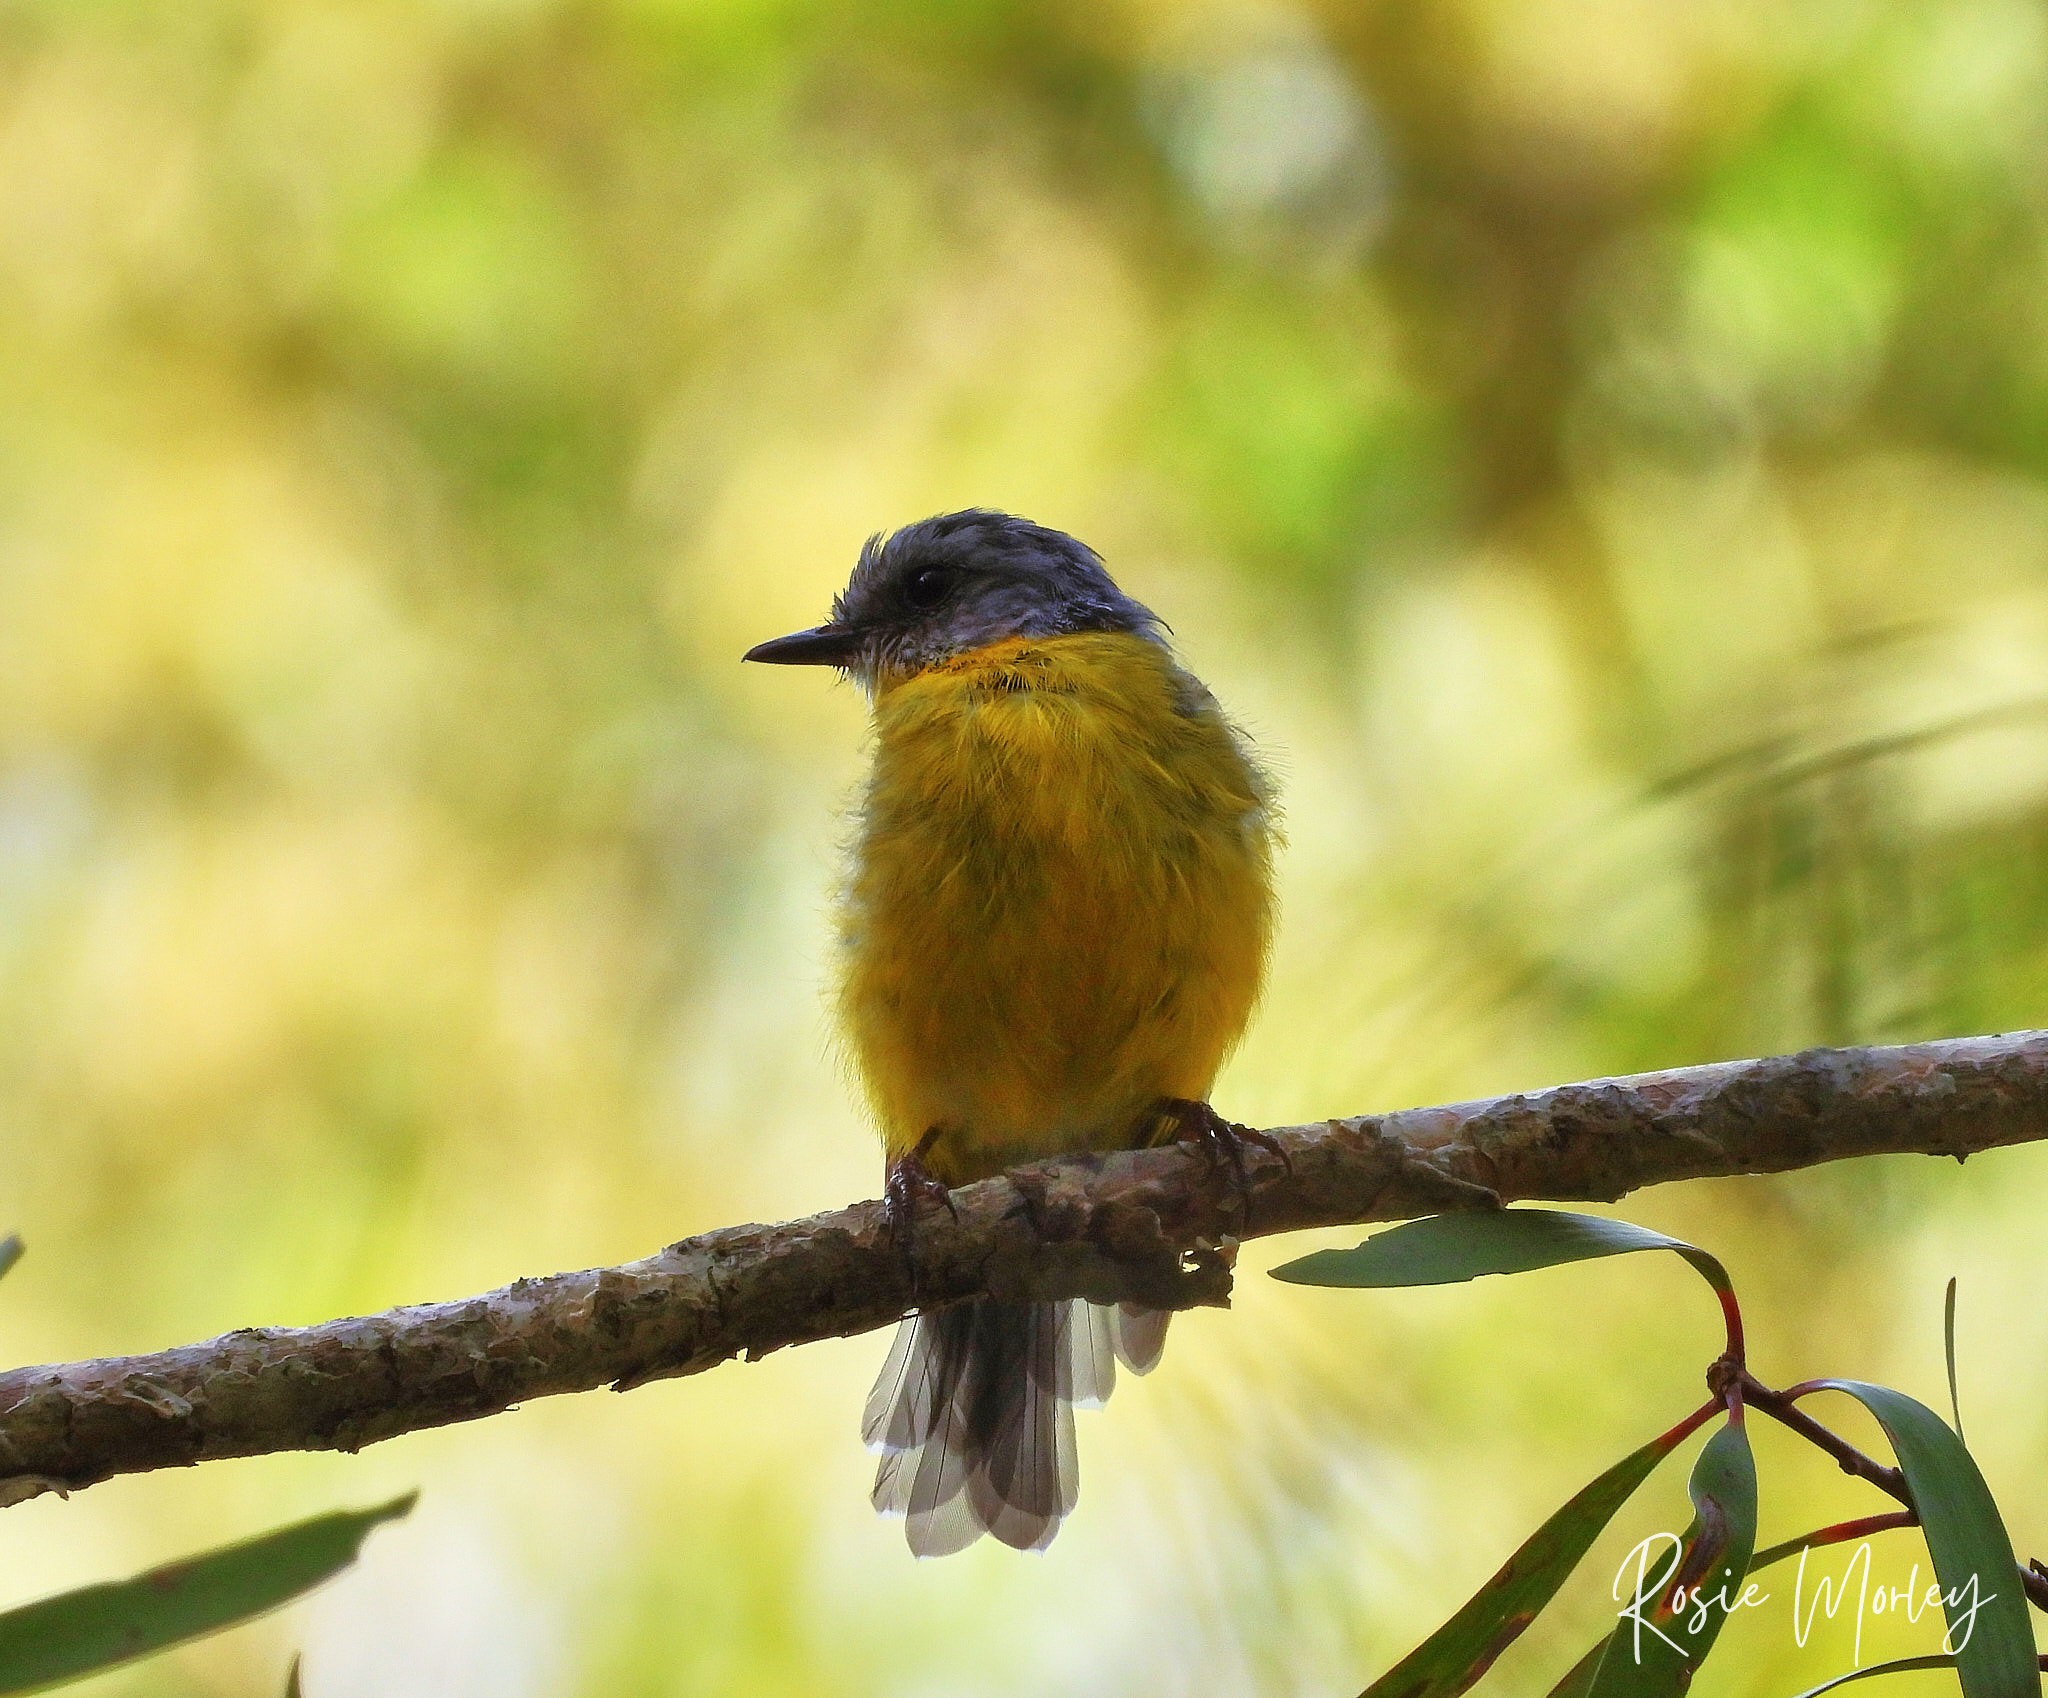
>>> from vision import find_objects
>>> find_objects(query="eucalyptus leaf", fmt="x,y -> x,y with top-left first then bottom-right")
1586,1418 -> 1757,1698
1811,1383 -> 2038,1698
0,1236 -> 21,1284
1273,1209 -> 1732,1299
1544,1636 -> 1609,1698
1750,1516 -> 1914,1575
1945,1279 -> 1964,1445
0,1493 -> 415,1695
1357,1415 -> 1703,1698
1781,1653 -> 1964,1698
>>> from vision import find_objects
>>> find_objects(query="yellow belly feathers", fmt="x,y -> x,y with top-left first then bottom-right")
836,631 -> 1276,1184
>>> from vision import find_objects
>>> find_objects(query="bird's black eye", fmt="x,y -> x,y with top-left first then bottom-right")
904,565 -> 954,610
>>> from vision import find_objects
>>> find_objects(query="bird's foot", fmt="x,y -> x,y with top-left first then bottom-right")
882,1127 -> 958,1246
1158,1098 -> 1291,1215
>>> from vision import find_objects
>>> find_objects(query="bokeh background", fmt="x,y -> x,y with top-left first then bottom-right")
2,0 -> 2047,1692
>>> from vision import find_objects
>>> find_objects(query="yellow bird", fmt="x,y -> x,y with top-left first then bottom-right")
745,510 -> 1278,1556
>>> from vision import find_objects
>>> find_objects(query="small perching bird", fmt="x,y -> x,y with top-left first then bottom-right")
745,511 -> 1279,1555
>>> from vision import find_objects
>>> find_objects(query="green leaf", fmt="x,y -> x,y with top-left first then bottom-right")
1544,1636 -> 1609,1698
1586,1418 -> 1758,1697
1781,1653 -> 1965,1698
1272,1209 -> 1732,1299
0,1236 -> 21,1284
1945,1278 -> 1965,1445
1750,1514 -> 1914,1575
1357,1414 -> 1705,1698
0,1493 -> 415,1695
1810,1382 -> 2039,1698
284,1651 -> 304,1698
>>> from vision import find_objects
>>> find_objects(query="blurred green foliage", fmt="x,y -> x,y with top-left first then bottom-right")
0,1489 -> 413,1694
1,0 -> 2047,1693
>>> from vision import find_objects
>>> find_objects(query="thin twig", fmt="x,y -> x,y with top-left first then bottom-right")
1741,1375 -> 1911,1507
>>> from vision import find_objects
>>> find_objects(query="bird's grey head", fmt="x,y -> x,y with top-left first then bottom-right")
742,510 -> 1163,686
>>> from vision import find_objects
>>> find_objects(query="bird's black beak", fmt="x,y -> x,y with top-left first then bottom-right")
742,623 -> 863,666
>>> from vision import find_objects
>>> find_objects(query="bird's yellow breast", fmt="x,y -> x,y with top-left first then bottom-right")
836,631 -> 1275,1184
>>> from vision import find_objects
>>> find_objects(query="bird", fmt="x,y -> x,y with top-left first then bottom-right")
744,509 -> 1279,1556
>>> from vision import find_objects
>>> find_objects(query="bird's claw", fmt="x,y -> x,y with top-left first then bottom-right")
882,1131 -> 958,1245
1158,1097 -> 1291,1215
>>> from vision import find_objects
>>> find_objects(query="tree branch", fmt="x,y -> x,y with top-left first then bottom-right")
2,1031 -> 2043,1505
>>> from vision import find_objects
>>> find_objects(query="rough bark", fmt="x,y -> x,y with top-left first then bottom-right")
3,1030 -> 2043,1505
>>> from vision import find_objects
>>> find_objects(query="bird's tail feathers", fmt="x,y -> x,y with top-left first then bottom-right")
865,1298 -> 1168,1556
